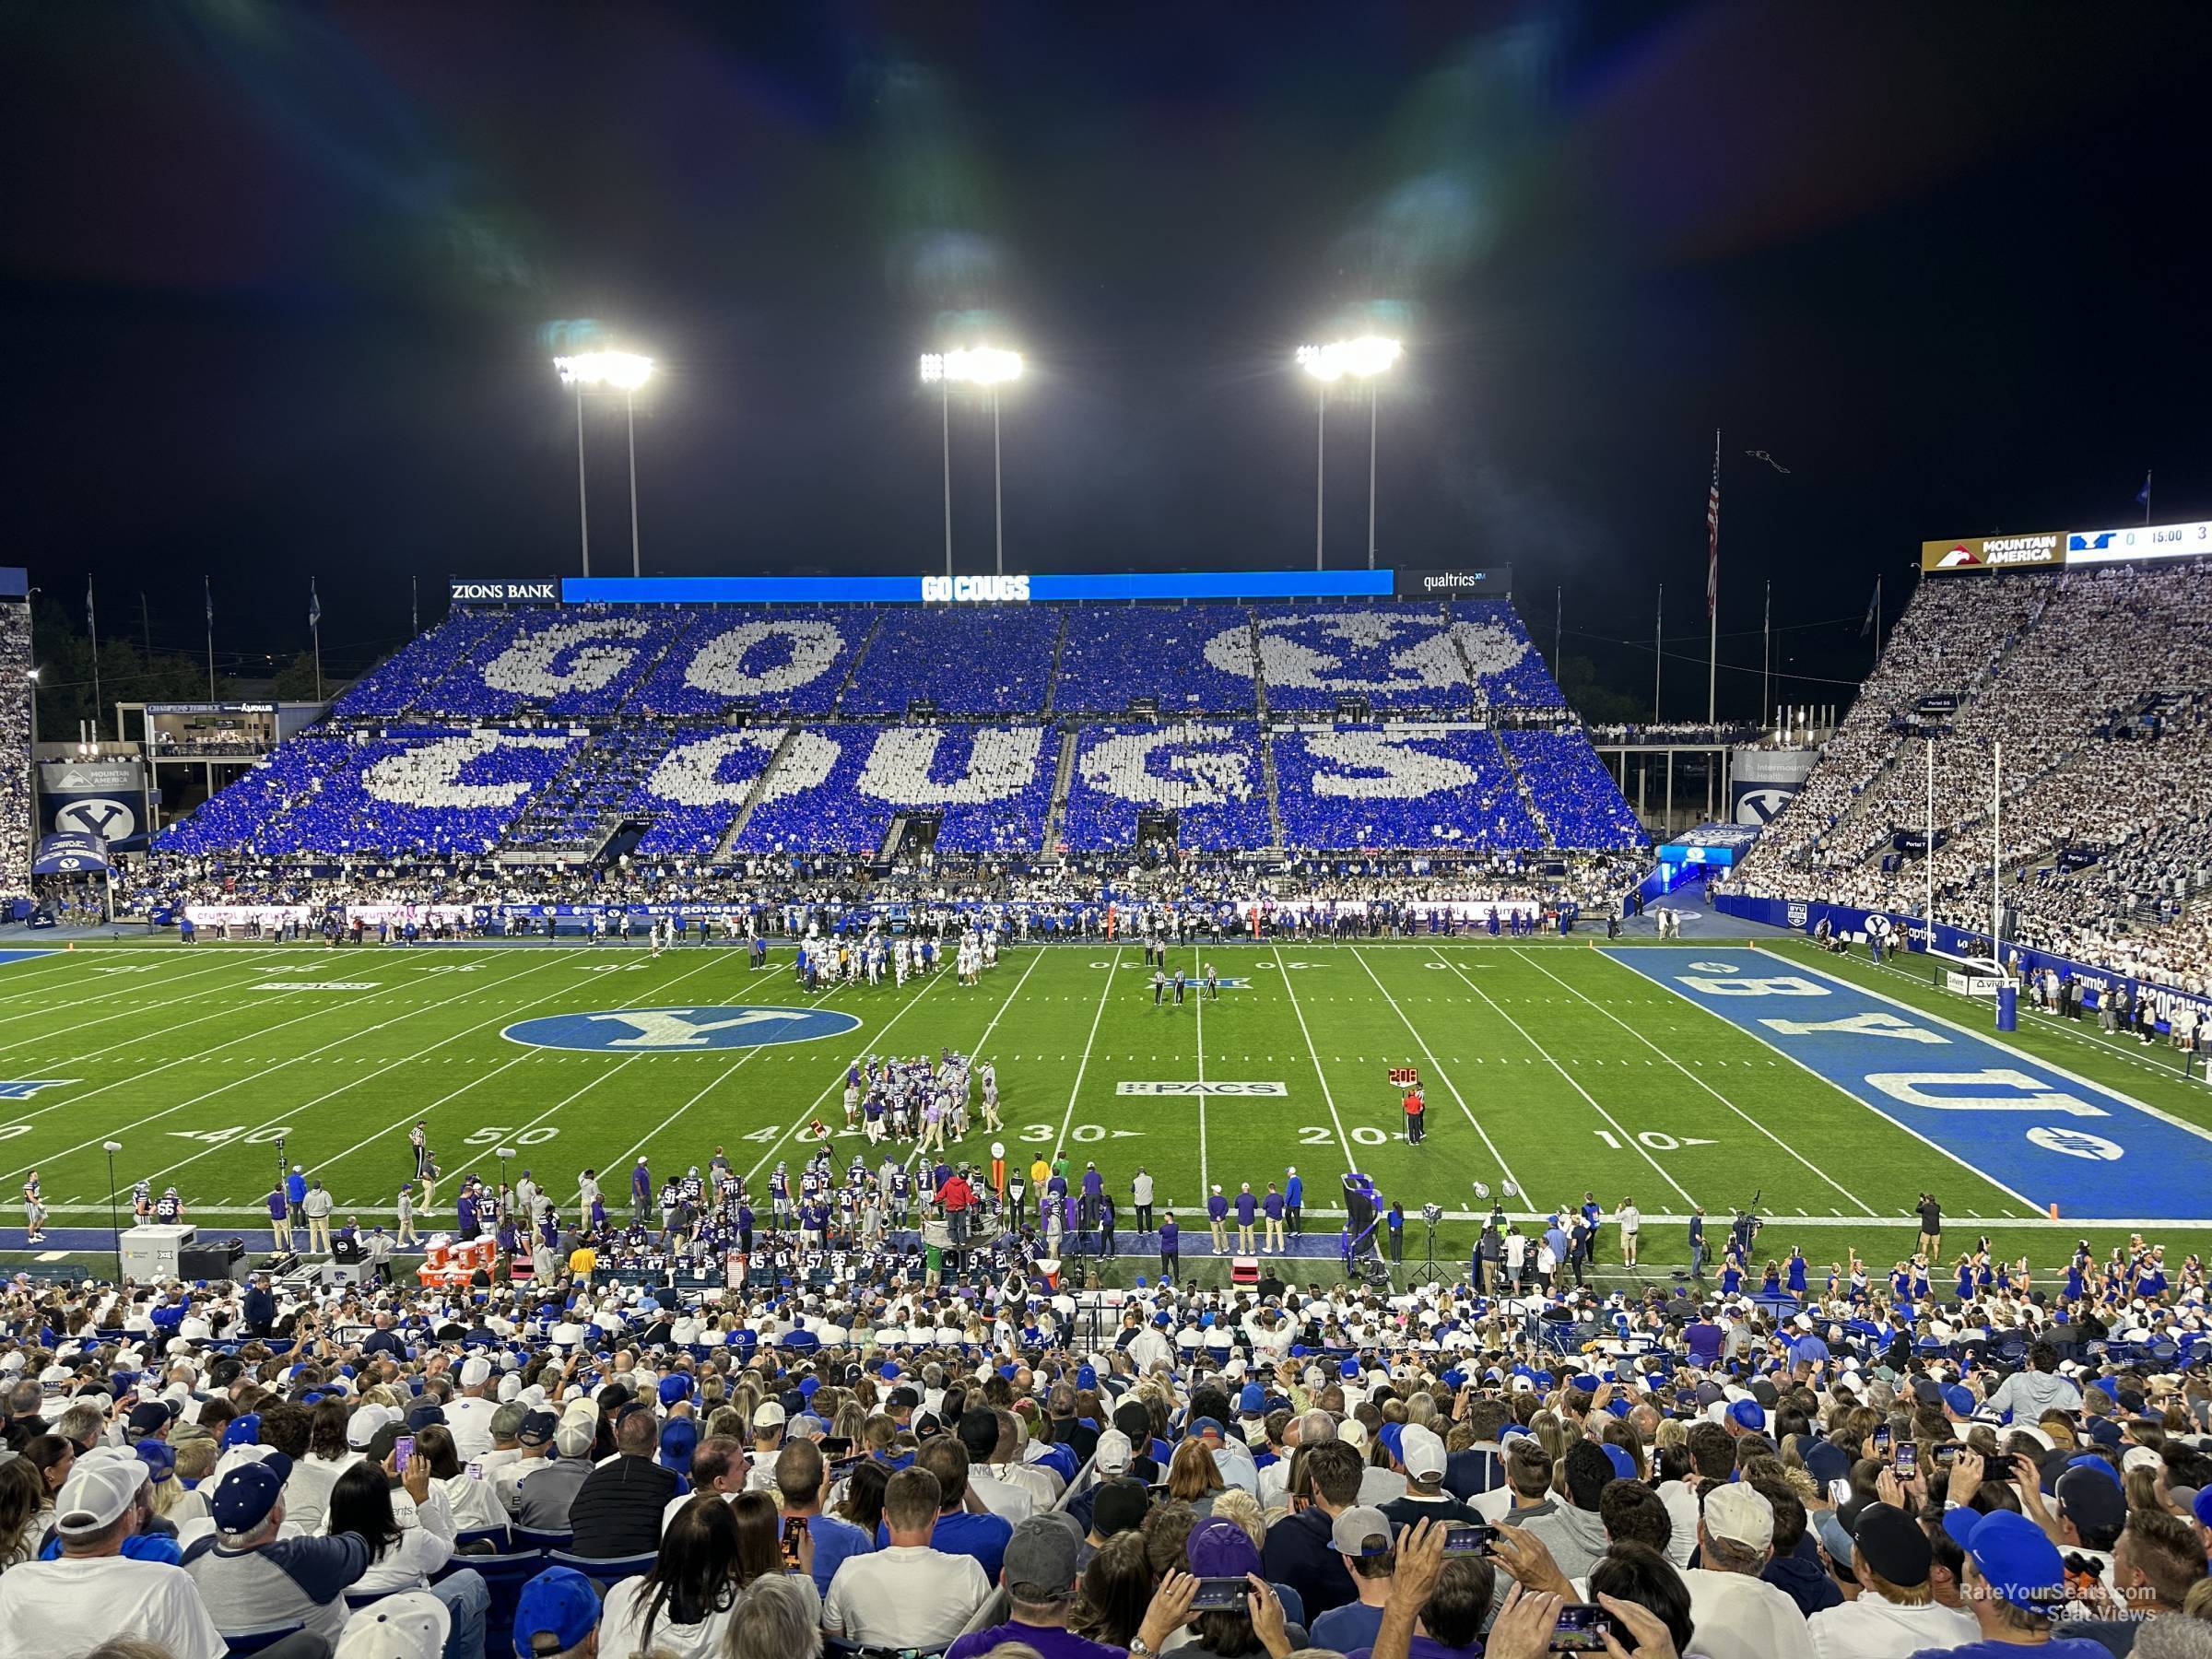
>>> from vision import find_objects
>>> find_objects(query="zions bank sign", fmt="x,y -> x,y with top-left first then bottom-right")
450,578 -> 560,604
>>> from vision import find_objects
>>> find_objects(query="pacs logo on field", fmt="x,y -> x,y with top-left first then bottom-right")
502,1006 -> 862,1053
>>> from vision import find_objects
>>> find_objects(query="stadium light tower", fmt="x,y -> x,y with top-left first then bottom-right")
554,350 -> 655,578
1296,335 -> 1402,571
920,347 -> 1023,579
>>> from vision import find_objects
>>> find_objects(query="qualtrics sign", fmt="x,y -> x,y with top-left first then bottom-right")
921,573 -> 1031,603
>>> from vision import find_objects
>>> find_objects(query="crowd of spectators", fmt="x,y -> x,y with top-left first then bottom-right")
631,609 -> 871,718
733,724 -> 1062,860
0,603 -> 32,907
1729,563 -> 2212,991
1053,606 -> 1263,716
839,608 -> 1065,718
1,1182 -> 2209,1659
1271,726 -> 1544,853
1500,732 -> 1644,852
1061,724 -> 1274,853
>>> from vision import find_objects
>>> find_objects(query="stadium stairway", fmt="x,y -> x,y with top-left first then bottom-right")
1040,730 -> 1077,853
1493,727 -> 1559,849
828,613 -> 884,714
712,724 -> 801,860
1259,725 -> 1285,848
1040,611 -> 1067,719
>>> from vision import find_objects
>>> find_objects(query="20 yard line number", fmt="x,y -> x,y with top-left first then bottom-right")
1300,1124 -> 1388,1146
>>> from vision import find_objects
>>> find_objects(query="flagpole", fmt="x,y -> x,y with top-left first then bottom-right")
2145,469 -> 2153,526
311,579 -> 324,704
86,577 -> 100,739
204,575 -> 215,700
411,574 -> 419,637
1760,580 -> 1770,732
1653,584 -> 1663,723
1874,572 -> 1883,666
1706,429 -> 1719,726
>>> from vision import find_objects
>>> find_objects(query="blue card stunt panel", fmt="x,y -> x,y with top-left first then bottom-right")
1602,947 -> 2212,1220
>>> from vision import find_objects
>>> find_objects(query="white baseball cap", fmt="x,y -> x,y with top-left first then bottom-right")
335,1590 -> 450,1659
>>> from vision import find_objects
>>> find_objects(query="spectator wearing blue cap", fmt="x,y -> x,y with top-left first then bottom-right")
512,1563 -> 601,1658
1924,1507 -> 2112,1659
181,1453 -> 369,1649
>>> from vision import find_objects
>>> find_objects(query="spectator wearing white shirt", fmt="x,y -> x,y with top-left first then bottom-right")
0,1451 -> 227,1659
324,1448 -> 491,1658
1806,1501 -> 1977,1659
959,1407 -> 1036,1523
663,1436 -> 749,1535
822,1465 -> 990,1650
1682,1482 -> 1817,1659
441,1355 -> 501,1463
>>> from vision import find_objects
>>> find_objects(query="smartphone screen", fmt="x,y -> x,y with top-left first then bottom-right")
1893,1442 -> 1917,1477
820,1437 -> 853,1457
1193,1578 -> 1249,1610
1549,1604 -> 1618,1653
1871,1426 -> 1892,1456
781,1517 -> 806,1571
1934,1443 -> 1959,1467
394,1435 -> 416,1475
465,1460 -> 485,1482
1444,1523 -> 1496,1555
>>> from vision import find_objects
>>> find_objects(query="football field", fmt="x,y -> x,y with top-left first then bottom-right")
5,935 -> 2212,1276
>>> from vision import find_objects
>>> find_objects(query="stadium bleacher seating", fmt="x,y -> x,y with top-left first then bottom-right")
1728,559 -> 2212,989
627,725 -> 788,856
630,606 -> 870,716
1269,724 -> 1545,851
150,594 -> 1645,865
1051,604 -> 1259,714
837,606 -> 1063,715
153,730 -> 583,857
735,723 -> 1059,856
1059,722 -> 1271,851
0,603 -> 33,900
1500,728 -> 1645,851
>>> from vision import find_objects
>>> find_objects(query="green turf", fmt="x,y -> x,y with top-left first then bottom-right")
6,937 -> 2210,1279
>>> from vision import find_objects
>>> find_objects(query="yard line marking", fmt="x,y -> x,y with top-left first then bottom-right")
0,948 -> 566,1149
1611,948 -> 2045,1219
299,951 -> 754,1197
1514,947 -> 1879,1216
898,947 -> 1047,1171
0,949 -> 230,1014
742,971 -> 961,1183
1053,947 -> 1123,1165
1429,951 -> 1700,1208
1270,945 -> 1357,1174
0,951 -> 572,1190
1348,947 -> 1524,1199
0,954 -> 278,1050
1194,947 -> 1209,1196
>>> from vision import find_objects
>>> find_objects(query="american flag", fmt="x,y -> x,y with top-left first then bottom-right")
1705,429 -> 1721,622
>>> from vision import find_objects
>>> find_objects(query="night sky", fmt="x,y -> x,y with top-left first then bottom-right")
6,2 -> 2210,719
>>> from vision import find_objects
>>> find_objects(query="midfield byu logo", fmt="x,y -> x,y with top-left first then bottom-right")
502,1006 -> 862,1053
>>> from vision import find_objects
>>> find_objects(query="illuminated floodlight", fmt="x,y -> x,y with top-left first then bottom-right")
554,350 -> 654,391
1295,335 -> 1402,382
920,347 -> 1023,385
